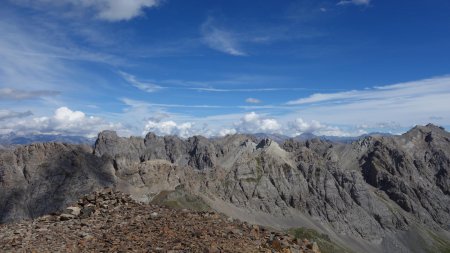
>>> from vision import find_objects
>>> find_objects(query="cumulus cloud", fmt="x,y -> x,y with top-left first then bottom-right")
245,98 -> 262,104
0,107 -> 123,137
0,110 -> 33,121
53,107 -> 86,123
119,71 -> 162,93
143,120 -> 194,138
0,88 -> 60,100
116,98 -> 375,138
141,112 -> 283,138
289,118 -> 365,137
11,0 -> 161,21
290,118 -> 324,133
201,18 -> 247,56
235,112 -> 281,133
337,0 -> 370,6
218,128 -> 237,137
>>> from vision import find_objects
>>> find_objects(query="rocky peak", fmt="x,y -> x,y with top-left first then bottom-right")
144,132 -> 158,140
240,139 -> 255,148
425,123 -> 446,130
404,123 -> 446,137
256,138 -> 273,149
97,130 -> 119,140
187,135 -> 217,170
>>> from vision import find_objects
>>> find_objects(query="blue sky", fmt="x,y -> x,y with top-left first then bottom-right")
1,0 -> 450,137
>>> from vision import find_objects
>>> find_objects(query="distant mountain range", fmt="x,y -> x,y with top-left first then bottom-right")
0,132 -> 95,147
253,131 -> 394,144
0,131 -> 393,147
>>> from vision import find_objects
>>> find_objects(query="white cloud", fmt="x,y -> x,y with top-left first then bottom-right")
120,98 -> 226,109
0,88 -> 60,100
119,71 -> 162,93
54,107 -> 85,122
245,98 -> 262,104
0,107 -> 124,137
0,17 -> 123,105
143,120 -> 194,138
0,110 -> 33,121
11,0 -> 161,21
287,76 -> 450,106
235,112 -> 281,133
0,21 -> 68,92
92,0 -> 160,21
122,99 -> 364,138
284,75 -> 450,129
287,90 -> 357,105
201,17 -> 247,56
218,128 -> 237,137
337,0 -> 370,6
289,118 -> 364,137
290,118 -> 324,133
260,119 -> 281,131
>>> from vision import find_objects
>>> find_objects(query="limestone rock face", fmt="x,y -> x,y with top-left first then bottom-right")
359,124 -> 450,229
0,124 -> 449,253
0,143 -> 115,223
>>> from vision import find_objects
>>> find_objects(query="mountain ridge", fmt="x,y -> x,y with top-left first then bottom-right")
0,124 -> 449,252
0,132 -> 95,147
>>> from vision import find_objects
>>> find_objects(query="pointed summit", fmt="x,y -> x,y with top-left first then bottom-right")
256,138 -> 273,149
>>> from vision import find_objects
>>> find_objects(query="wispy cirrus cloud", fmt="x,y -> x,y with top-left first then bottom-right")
283,75 -> 450,128
337,0 -> 371,6
0,110 -> 33,121
120,98 -> 276,109
119,71 -> 162,93
286,76 -> 450,105
0,15 -> 124,102
0,88 -> 60,100
9,0 -> 162,22
188,87 -> 310,92
201,17 -> 247,56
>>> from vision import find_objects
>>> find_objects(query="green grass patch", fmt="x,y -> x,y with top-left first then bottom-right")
426,230 -> 450,253
287,227 -> 354,253
151,189 -> 211,212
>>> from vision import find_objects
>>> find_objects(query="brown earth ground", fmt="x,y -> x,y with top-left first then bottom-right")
0,189 -> 320,253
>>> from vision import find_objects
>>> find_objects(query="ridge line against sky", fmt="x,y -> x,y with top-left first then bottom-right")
1,0 -> 450,138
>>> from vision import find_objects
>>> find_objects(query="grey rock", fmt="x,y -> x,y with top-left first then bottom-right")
0,142 -> 115,223
64,206 -> 81,216
150,212 -> 159,219
59,213 -> 75,221
0,124 -> 449,253
79,206 -> 95,219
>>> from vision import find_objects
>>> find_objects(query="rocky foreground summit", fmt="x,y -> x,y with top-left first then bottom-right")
0,189 -> 320,253
0,124 -> 449,252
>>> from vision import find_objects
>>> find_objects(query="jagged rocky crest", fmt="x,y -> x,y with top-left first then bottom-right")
0,124 -> 449,253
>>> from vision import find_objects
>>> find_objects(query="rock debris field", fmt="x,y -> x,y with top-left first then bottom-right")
0,189 -> 321,253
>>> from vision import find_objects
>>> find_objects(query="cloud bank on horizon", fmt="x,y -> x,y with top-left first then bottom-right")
1,0 -> 450,138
